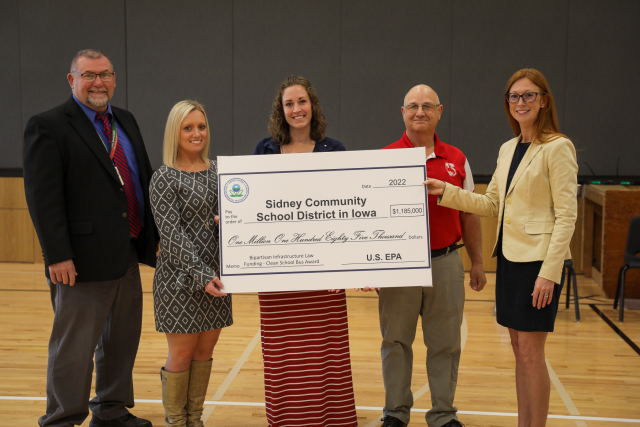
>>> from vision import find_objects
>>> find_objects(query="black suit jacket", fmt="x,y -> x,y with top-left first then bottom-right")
23,96 -> 158,282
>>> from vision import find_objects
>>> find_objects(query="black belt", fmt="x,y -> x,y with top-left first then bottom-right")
431,243 -> 464,258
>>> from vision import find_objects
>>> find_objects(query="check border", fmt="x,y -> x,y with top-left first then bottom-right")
218,164 -> 430,277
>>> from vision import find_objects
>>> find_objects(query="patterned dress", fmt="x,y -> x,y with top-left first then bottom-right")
150,162 -> 232,333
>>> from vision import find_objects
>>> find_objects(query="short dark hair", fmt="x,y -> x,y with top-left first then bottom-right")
268,75 -> 327,145
70,49 -> 112,72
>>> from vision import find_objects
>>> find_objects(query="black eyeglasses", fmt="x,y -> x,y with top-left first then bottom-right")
71,71 -> 114,82
505,92 -> 546,103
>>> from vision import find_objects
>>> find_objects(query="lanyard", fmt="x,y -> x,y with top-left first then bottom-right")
107,115 -> 119,160
95,114 -> 124,185
108,118 -> 119,160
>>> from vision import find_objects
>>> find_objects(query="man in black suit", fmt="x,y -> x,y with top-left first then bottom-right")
23,49 -> 158,427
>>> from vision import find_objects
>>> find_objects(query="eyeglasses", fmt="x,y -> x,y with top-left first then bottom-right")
404,103 -> 441,113
71,71 -> 114,82
505,92 -> 546,103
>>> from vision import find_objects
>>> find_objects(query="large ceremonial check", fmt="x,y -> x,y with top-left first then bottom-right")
217,147 -> 432,292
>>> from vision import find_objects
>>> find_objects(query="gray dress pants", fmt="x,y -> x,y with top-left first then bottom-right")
39,244 -> 143,427
379,250 -> 465,427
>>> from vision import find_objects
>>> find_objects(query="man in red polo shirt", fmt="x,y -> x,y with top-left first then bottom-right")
378,85 -> 487,427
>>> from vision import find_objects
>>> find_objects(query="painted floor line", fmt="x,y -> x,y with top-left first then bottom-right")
0,396 -> 47,400
546,358 -> 587,427
412,381 -> 431,402
460,312 -> 468,352
590,304 -> 640,356
1,397 -> 638,423
201,329 -> 261,423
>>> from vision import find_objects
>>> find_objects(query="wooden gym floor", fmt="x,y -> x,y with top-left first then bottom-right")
0,263 -> 639,426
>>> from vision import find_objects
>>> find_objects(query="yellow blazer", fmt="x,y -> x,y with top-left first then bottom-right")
439,136 -> 578,284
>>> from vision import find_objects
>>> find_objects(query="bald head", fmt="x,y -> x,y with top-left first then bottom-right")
401,84 -> 443,144
404,84 -> 440,106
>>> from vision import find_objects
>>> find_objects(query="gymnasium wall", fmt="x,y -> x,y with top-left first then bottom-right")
1,0 -> 639,177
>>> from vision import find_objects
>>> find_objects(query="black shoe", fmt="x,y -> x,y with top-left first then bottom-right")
440,420 -> 465,427
89,413 -> 152,427
381,415 -> 407,427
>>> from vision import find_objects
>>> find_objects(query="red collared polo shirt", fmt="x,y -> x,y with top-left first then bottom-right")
383,131 -> 474,250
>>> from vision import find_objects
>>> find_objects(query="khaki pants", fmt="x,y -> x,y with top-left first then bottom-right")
379,250 -> 465,427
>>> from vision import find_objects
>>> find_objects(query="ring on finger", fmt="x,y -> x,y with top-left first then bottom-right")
543,294 -> 549,297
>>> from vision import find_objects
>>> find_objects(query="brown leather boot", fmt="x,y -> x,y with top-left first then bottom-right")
185,359 -> 212,427
161,367 -> 190,426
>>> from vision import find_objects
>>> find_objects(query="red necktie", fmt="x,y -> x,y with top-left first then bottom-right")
96,113 -> 143,238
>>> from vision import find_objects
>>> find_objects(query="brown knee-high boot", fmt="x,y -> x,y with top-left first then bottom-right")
186,359 -> 213,427
161,367 -> 190,426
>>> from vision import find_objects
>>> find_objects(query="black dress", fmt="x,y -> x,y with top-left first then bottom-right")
495,142 -> 563,332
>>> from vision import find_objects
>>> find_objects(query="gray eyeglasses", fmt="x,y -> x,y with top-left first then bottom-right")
404,103 -> 441,113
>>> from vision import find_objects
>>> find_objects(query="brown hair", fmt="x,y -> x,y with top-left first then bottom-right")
268,75 -> 327,145
504,68 -> 567,143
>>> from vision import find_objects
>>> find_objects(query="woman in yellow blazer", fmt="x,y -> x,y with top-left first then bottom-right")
425,68 -> 577,427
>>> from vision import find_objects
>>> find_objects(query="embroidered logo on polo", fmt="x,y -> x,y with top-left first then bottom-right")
445,162 -> 457,177
224,178 -> 249,203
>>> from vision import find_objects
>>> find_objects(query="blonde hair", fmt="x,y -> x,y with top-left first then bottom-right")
163,100 -> 211,167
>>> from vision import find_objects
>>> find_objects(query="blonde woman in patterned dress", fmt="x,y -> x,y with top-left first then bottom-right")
150,100 -> 232,426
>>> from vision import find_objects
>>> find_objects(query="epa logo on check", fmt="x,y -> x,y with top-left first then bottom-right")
224,178 -> 249,203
